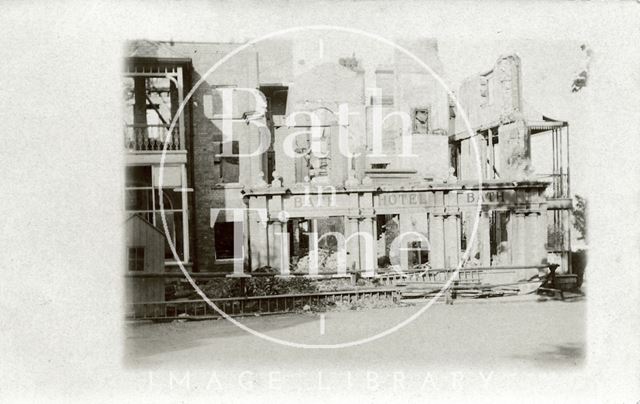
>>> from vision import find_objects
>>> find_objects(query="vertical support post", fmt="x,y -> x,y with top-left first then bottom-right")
169,78 -> 179,148
181,164 -> 190,263
133,76 -> 147,126
133,76 -> 148,149
176,67 -> 185,150
565,124 -> 572,274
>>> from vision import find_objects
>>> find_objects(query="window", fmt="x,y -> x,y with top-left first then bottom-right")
412,108 -> 430,134
316,217 -> 345,250
288,219 -> 311,258
407,241 -> 429,267
128,247 -> 145,272
214,221 -> 243,259
450,141 -> 461,179
125,165 -> 187,261
294,135 -> 311,183
125,166 -> 154,222
376,214 -> 400,267
292,128 -> 331,183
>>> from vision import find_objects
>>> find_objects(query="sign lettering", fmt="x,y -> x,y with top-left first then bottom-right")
378,192 -> 430,208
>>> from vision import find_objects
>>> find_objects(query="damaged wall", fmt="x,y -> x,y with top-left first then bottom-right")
455,54 -> 523,130
274,62 -> 366,186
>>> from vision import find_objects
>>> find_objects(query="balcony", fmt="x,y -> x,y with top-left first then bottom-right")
125,124 -> 183,151
123,63 -> 186,160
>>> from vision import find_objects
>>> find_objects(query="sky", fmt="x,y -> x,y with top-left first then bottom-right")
255,32 -> 590,196
93,1 -> 601,199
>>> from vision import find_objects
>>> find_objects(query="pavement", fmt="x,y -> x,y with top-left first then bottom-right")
125,296 -> 585,371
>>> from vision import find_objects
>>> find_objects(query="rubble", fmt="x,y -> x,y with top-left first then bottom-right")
292,248 -> 342,274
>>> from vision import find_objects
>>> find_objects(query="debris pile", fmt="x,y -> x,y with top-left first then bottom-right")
292,248 -> 342,274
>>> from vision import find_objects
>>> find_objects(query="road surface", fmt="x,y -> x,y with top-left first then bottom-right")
125,296 -> 585,371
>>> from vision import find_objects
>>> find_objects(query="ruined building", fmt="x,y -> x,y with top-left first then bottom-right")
123,39 -> 572,285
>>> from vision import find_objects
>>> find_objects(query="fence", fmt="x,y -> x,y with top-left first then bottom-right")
126,288 -> 400,321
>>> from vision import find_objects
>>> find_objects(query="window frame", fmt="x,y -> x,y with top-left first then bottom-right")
128,246 -> 145,272
125,164 -> 188,263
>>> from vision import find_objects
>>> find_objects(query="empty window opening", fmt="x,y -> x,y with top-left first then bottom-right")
412,108 -> 430,134
490,211 -> 510,265
214,221 -> 243,260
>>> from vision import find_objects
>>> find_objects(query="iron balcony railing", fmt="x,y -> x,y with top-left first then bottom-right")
124,124 -> 183,151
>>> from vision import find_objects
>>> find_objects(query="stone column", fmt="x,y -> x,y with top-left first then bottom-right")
527,211 -> 547,267
269,220 -> 284,272
345,216 -> 360,273
307,219 -> 319,277
429,213 -> 445,269
358,193 -> 376,277
275,219 -> 291,276
267,220 -> 276,268
444,214 -> 460,269
537,210 -> 548,266
359,216 -> 376,277
344,193 -> 360,273
512,211 -> 527,265
227,208 -> 250,278
248,196 -> 269,270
